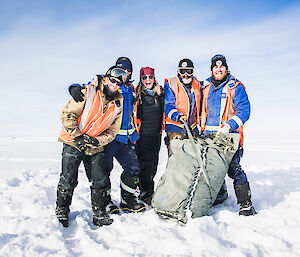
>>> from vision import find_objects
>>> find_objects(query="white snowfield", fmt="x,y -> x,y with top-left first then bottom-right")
0,136 -> 300,257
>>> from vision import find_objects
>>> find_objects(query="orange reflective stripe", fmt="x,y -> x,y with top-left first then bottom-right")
200,83 -> 211,131
59,129 -> 74,142
133,98 -> 141,133
81,85 -> 103,133
192,77 -> 201,124
79,84 -> 96,130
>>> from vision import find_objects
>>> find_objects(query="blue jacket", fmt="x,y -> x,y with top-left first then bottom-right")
115,83 -> 139,144
201,74 -> 250,140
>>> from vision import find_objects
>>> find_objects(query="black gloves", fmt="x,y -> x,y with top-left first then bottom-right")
74,134 -> 99,152
83,134 -> 99,147
74,135 -> 87,152
69,84 -> 84,102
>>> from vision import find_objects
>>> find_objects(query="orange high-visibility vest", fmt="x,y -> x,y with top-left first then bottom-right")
165,76 -> 201,130
201,80 -> 245,145
59,84 -> 121,142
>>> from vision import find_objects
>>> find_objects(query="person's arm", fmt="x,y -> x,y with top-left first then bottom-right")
227,83 -> 251,131
60,88 -> 87,138
68,76 -> 103,102
164,80 -> 181,122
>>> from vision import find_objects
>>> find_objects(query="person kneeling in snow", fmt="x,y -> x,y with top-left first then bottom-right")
55,66 -> 125,227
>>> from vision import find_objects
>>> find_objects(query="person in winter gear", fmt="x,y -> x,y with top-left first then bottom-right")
200,54 -> 256,216
164,59 -> 201,146
55,66 -> 124,227
68,57 -> 146,213
134,67 -> 164,205
116,57 -> 133,84
104,57 -> 145,213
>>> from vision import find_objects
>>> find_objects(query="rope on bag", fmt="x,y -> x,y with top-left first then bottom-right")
183,121 -> 211,188
182,121 -> 214,213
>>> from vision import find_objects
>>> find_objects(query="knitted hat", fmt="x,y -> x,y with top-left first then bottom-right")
211,54 -> 228,70
140,67 -> 155,78
178,58 -> 194,68
116,57 -> 133,72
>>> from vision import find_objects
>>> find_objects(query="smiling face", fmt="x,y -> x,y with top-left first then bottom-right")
141,74 -> 155,89
212,65 -> 227,80
105,76 -> 121,92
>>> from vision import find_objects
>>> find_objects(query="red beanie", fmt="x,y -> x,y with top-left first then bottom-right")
140,67 -> 155,78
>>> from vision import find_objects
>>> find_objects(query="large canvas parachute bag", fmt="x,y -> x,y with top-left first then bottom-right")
152,123 -> 240,224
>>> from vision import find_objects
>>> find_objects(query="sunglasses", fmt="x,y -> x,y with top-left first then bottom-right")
141,75 -> 154,80
178,68 -> 193,76
109,77 -> 122,87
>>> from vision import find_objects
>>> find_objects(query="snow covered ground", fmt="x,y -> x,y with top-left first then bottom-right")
0,135 -> 300,257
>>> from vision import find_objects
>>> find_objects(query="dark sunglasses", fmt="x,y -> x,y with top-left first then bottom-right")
178,68 -> 193,75
109,77 -> 122,86
141,75 -> 154,80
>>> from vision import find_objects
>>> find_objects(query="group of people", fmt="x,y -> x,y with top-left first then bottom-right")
55,54 -> 256,228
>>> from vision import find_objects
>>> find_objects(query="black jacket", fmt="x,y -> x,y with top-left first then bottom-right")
136,82 -> 164,136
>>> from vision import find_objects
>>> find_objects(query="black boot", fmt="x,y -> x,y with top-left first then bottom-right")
106,195 -> 120,215
213,181 -> 229,206
91,188 -> 113,227
234,182 -> 257,216
139,191 -> 153,206
55,189 -> 73,227
120,174 -> 146,213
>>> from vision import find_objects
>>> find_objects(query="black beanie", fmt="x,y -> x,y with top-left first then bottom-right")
178,58 -> 194,68
211,54 -> 228,70
116,57 -> 133,72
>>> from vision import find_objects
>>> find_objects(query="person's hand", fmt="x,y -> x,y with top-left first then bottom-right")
177,114 -> 187,124
82,134 -> 99,147
216,124 -> 231,136
74,135 -> 87,151
69,84 -> 84,102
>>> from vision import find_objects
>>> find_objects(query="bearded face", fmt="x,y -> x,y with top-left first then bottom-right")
212,65 -> 227,80
181,75 -> 193,84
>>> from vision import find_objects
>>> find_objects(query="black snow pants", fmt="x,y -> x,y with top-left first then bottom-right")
135,134 -> 162,195
57,144 -> 110,195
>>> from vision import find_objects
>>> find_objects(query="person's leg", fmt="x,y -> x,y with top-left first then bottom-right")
56,144 -> 83,227
228,147 -> 256,216
115,142 -> 145,212
86,151 -> 113,226
136,135 -> 161,204
102,140 -> 120,214
213,181 -> 228,206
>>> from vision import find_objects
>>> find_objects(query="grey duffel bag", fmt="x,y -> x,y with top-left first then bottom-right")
152,128 -> 240,224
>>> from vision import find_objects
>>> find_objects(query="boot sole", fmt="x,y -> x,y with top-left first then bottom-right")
120,206 -> 146,213
108,209 -> 120,215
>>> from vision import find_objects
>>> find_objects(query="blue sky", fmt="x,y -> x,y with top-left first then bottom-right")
1,0 -> 299,137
